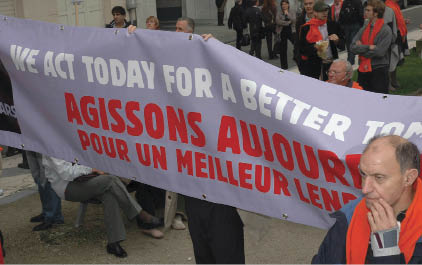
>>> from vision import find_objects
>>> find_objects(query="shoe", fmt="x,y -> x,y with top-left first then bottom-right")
18,162 -> 29,169
141,228 -> 164,239
32,222 -> 52,231
5,148 -> 19,157
171,214 -> 186,230
53,219 -> 64,225
106,242 -> 127,258
136,216 -> 163,230
30,213 -> 44,223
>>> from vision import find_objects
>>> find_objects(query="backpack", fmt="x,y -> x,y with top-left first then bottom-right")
339,0 -> 359,24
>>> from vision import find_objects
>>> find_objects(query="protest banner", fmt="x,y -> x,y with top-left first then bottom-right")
1,16 -> 422,229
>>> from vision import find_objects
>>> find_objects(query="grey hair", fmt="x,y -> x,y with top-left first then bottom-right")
364,135 -> 421,175
333,59 -> 353,80
177,17 -> 195,33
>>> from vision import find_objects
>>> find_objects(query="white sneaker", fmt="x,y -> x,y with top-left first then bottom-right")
171,214 -> 186,230
0,189 -> 3,196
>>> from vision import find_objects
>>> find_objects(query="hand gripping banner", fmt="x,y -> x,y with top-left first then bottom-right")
1,16 -> 422,229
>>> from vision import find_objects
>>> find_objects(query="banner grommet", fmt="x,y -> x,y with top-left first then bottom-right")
188,35 -> 193,40
60,25 -> 64,31
202,194 -> 207,199
3,17 -> 7,21
20,144 -> 24,149
282,213 -> 288,219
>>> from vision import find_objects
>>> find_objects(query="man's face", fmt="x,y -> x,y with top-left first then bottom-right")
359,139 -> 407,213
364,5 -> 376,20
327,61 -> 348,85
176,20 -> 191,33
304,0 -> 315,15
112,12 -> 125,25
334,0 -> 342,4
314,10 -> 328,20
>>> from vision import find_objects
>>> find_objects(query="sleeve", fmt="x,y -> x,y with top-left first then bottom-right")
359,26 -> 393,58
311,213 -> 348,264
298,25 -> 318,59
228,8 -> 234,28
350,25 -> 369,54
43,156 -> 92,182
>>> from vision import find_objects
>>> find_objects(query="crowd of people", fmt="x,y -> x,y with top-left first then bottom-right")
1,1 -> 422,264
228,0 -> 413,94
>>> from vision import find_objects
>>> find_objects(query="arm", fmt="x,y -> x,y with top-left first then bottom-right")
43,156 -> 92,182
350,25 -> 369,54
311,212 -> 348,264
228,8 -> 234,29
298,25 -> 318,59
359,26 -> 392,58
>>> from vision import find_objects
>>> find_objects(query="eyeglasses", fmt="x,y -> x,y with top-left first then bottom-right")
326,70 -> 345,76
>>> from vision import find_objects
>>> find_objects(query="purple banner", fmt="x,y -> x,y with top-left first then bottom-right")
1,16 -> 422,229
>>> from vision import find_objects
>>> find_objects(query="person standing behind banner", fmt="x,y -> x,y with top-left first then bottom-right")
276,0 -> 296,69
228,0 -> 246,50
128,19 -> 244,264
294,0 -> 315,73
146,16 -> 160,30
350,0 -> 392,94
327,59 -> 363,89
298,1 -> 344,81
312,135 -> 422,264
244,0 -> 264,59
261,0 -> 278,59
106,6 -> 130,28
385,0 -> 410,90
337,0 -> 364,65
216,0 -> 228,26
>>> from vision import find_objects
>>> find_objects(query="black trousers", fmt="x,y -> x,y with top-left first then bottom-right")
185,197 -> 245,264
301,59 -> 332,81
280,28 -> 295,69
235,29 -> 243,50
358,66 -> 389,94
249,36 -> 262,59
264,27 -> 274,58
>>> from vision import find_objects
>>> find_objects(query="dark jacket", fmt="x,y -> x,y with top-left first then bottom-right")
228,3 -> 246,31
298,20 -> 345,62
294,12 -> 309,63
216,0 -> 225,8
312,198 -> 422,264
105,19 -> 130,28
338,0 -> 364,26
244,6 -> 263,38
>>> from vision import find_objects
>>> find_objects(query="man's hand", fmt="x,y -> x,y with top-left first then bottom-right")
369,44 -> 376,50
328,34 -> 339,42
405,18 -> 411,25
367,198 -> 398,233
201,33 -> 214,41
355,40 -> 362,45
128,25 -> 137,34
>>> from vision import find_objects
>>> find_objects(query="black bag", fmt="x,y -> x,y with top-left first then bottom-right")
241,33 -> 251,46
273,33 -> 281,54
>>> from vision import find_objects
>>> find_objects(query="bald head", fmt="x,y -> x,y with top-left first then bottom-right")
364,135 -> 420,175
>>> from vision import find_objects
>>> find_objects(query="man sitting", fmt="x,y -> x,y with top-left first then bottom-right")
312,135 -> 422,263
42,155 -> 163,258
327,59 -> 363,89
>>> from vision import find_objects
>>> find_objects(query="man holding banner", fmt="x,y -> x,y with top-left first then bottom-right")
312,135 -> 422,264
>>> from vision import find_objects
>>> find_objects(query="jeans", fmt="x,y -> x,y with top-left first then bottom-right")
26,151 -> 63,223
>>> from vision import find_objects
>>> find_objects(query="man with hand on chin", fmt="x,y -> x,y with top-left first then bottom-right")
312,135 -> 422,264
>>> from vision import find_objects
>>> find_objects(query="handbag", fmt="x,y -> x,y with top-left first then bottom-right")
273,33 -> 281,54
241,33 -> 251,46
